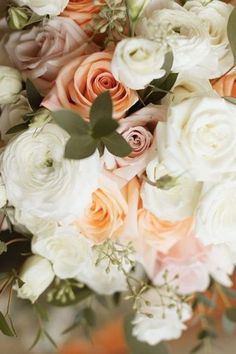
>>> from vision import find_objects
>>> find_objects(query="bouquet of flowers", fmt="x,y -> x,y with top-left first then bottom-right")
0,0 -> 236,352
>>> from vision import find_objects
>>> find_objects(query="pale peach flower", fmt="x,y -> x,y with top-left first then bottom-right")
5,17 -> 94,95
212,66 -> 236,97
43,51 -> 138,119
102,105 -> 167,185
75,174 -> 128,243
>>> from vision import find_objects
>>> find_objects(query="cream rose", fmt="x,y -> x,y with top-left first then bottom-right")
184,0 -> 234,78
15,0 -> 69,16
132,288 -> 192,345
0,66 -> 22,104
42,52 -> 138,120
5,17 -> 93,94
32,225 -> 92,279
112,38 -> 166,90
158,97 -> 236,181
0,176 -> 7,208
1,124 -> 100,222
141,158 -> 202,221
15,256 -> 54,303
135,0 -> 214,76
195,177 -> 236,247
75,175 -> 128,243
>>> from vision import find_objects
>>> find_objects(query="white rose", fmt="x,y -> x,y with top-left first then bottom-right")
141,157 -> 202,221
0,176 -> 7,208
0,94 -> 31,142
15,0 -> 69,16
132,288 -> 192,345
159,96 -> 236,181
78,247 -> 130,295
1,124 -> 100,221
32,225 -> 92,279
0,66 -> 22,105
135,0 -> 216,77
162,73 -> 214,105
111,38 -> 166,90
15,255 -> 54,303
195,177 -> 236,247
184,0 -> 234,78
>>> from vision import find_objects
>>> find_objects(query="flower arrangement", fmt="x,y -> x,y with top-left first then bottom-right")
0,0 -> 236,353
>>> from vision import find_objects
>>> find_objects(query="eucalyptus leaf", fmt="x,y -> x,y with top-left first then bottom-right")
52,110 -> 89,136
92,118 -> 119,139
6,123 -> 29,135
26,79 -> 43,110
0,312 -> 15,337
225,307 -> 236,323
90,91 -> 113,126
102,132 -> 132,157
144,72 -> 178,105
227,7 -> 236,63
224,96 -> 236,105
64,135 -> 97,160
124,315 -> 170,354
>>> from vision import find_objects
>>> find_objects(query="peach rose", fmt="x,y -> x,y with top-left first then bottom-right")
75,174 -> 128,243
138,209 -> 193,254
61,0 -> 102,28
212,66 -> 236,97
102,105 -> 167,185
5,17 -> 94,95
43,51 -> 138,119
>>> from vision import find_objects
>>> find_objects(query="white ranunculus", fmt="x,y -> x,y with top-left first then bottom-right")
135,0 -> 216,77
162,73 -> 214,105
0,176 -> 7,208
111,38 -> 166,90
132,288 -> 192,345
159,97 -> 236,181
1,124 -> 100,221
0,94 -> 31,142
77,247 -> 130,295
141,157 -> 202,221
0,66 -> 22,104
32,225 -> 92,279
195,177 -> 236,247
15,255 -> 54,303
15,0 -> 69,16
184,0 -> 234,78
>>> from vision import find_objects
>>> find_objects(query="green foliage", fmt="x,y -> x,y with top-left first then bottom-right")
124,315 -> 170,354
6,122 -> 30,135
224,96 -> 236,105
222,286 -> 236,299
0,311 -> 15,337
62,306 -> 96,336
222,312 -> 236,335
195,293 -> 216,309
225,307 -> 236,323
0,241 -> 7,255
53,91 -> 132,160
26,79 -> 43,111
227,7 -> 236,63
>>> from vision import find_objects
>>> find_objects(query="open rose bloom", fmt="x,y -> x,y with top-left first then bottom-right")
1,0 -> 236,351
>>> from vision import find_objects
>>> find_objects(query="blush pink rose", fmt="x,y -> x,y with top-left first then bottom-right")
102,105 -> 167,185
4,17 -> 94,95
43,51 -> 138,119
75,174 -> 128,243
62,0 -> 102,28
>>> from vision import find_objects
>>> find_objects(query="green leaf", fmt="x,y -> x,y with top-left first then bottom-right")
113,292 -> 121,306
102,132 -> 132,157
26,79 -> 43,110
225,307 -> 236,323
124,315 -> 170,354
29,328 -> 42,351
52,110 -> 89,136
0,312 -> 15,337
144,72 -> 178,105
6,123 -> 29,135
96,295 -> 108,308
83,307 -> 96,327
196,293 -> 216,309
197,329 -> 217,340
190,342 -> 204,354
90,91 -> 113,127
92,118 -> 119,139
224,96 -> 236,105
34,303 -> 48,322
44,330 -> 57,349
227,7 -> 236,63
64,135 -> 97,160
0,241 -> 7,255
222,286 -> 236,299
16,277 -> 24,289
222,313 -> 235,335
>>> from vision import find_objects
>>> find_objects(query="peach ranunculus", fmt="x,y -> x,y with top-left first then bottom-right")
4,17 -> 95,95
212,66 -> 236,97
42,51 -> 138,119
102,105 -> 167,185
61,0 -> 102,29
75,174 -> 128,243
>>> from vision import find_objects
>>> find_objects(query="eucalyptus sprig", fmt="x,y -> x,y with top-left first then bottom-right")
52,91 -> 132,160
